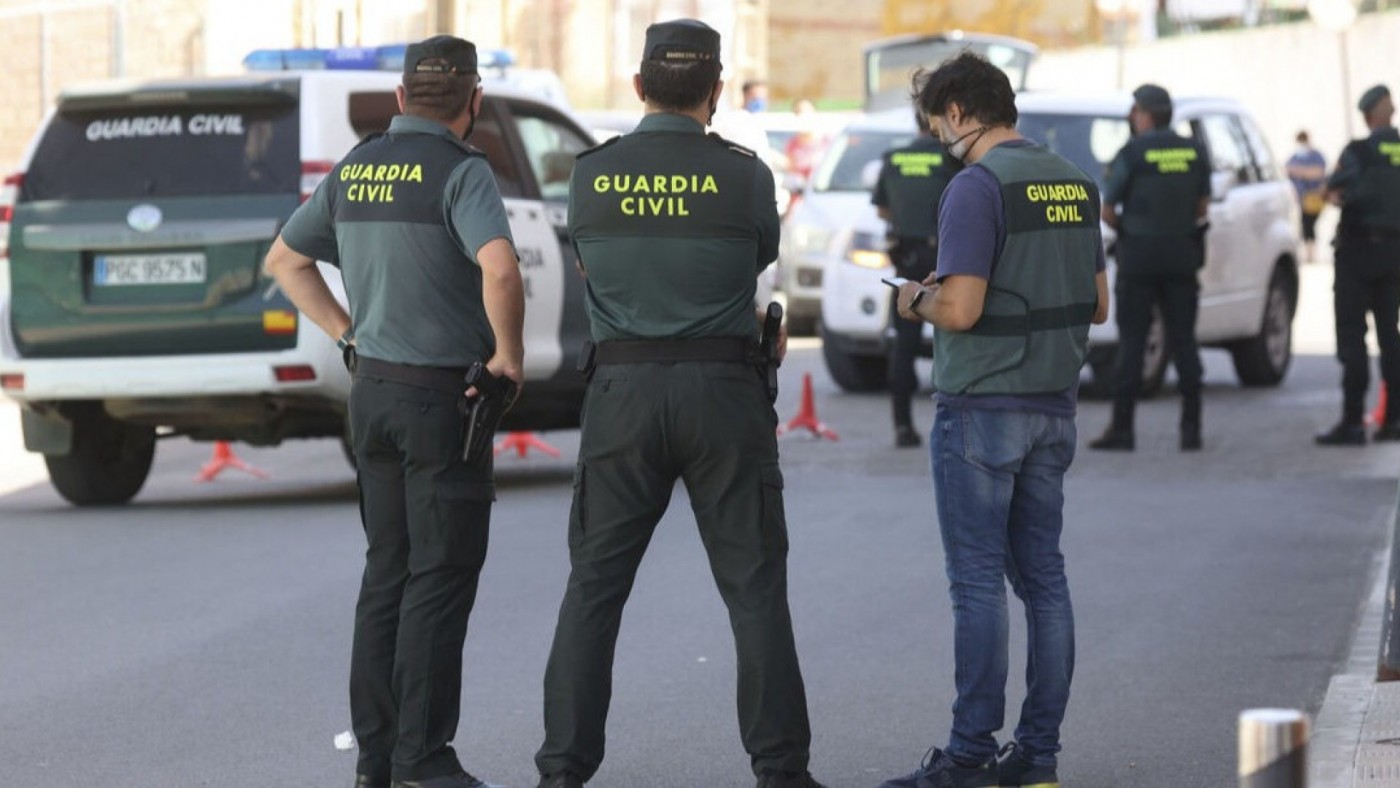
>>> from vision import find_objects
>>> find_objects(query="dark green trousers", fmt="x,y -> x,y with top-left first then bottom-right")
535,361 -> 812,780
348,375 -> 494,783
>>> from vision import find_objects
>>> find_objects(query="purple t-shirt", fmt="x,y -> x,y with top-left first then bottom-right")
934,140 -> 1105,417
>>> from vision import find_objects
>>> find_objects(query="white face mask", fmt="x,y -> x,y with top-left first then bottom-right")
940,116 -> 989,162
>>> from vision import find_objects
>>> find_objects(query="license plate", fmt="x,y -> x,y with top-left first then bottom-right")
94,253 -> 207,286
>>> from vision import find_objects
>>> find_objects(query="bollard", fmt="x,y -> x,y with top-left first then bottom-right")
1378,482 -> 1400,680
1239,708 -> 1308,787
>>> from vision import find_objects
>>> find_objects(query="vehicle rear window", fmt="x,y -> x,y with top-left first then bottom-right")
1017,113 -> 1131,186
23,101 -> 301,201
812,131 -> 911,193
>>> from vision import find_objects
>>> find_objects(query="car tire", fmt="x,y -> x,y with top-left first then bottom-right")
1083,308 -> 1168,399
44,405 -> 155,506
1230,265 -> 1295,387
821,326 -> 888,392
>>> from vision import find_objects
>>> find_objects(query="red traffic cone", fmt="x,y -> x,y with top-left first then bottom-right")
195,441 -> 269,482
778,372 -> 840,441
494,431 -> 562,459
1370,382 -> 1389,427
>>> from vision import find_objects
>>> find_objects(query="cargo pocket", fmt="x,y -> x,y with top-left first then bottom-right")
759,463 -> 789,554
568,462 -> 587,550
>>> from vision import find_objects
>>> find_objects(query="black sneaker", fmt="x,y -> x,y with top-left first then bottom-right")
996,743 -> 1058,788
1087,428 -> 1134,451
877,747 -> 996,788
1315,422 -> 1366,446
537,772 -> 584,788
1376,422 -> 1400,442
756,770 -> 826,788
391,772 -> 501,788
895,425 -> 922,448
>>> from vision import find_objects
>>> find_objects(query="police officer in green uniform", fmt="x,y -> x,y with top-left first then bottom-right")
264,35 -> 523,788
872,111 -> 953,447
533,19 -> 823,788
1315,84 -> 1400,446
1089,84 -> 1211,452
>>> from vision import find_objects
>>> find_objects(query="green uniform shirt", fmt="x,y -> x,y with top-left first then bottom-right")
568,113 -> 779,341
1104,127 -> 1210,276
871,135 -> 952,240
281,114 -> 514,367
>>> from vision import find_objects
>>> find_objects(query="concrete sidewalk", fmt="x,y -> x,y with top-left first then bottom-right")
1312,494 -> 1400,787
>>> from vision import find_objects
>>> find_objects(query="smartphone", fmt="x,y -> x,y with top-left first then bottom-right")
881,276 -> 911,289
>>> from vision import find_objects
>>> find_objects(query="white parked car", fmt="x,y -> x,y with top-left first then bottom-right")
815,93 -> 1300,394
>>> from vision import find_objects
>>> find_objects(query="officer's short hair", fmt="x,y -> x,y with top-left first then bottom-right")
912,52 -> 1017,128
403,61 -> 479,123
640,60 -> 722,113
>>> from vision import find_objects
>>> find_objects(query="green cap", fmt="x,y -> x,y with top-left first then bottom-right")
1132,83 -> 1173,115
643,19 -> 721,65
1359,84 -> 1390,114
404,35 -> 477,76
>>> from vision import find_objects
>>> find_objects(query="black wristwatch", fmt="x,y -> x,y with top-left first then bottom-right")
908,288 -> 928,312
336,329 -> 354,352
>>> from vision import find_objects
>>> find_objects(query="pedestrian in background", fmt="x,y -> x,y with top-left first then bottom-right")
1286,130 -> 1328,263
264,35 -> 524,788
871,108 -> 953,448
883,51 -> 1107,788
1088,84 -> 1211,452
533,19 -> 823,788
1315,84 -> 1400,446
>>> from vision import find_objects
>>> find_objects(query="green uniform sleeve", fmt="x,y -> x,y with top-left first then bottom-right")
280,178 -> 339,264
872,154 -> 893,208
753,160 -> 780,270
1327,141 -> 1366,193
445,157 -> 515,264
1103,144 -> 1133,206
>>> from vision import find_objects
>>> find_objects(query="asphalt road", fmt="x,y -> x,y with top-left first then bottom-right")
2,264 -> 1397,788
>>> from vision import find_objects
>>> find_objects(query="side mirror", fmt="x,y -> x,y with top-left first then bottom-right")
860,159 -> 882,191
1210,170 -> 1236,202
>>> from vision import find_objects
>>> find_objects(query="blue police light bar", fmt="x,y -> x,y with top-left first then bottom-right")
243,44 -> 516,73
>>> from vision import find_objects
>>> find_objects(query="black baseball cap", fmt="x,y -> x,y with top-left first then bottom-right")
403,35 -> 477,76
1359,84 -> 1390,114
1132,83 -> 1173,115
643,19 -> 721,65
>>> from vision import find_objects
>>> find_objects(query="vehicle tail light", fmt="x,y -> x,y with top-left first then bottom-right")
0,373 -> 23,391
274,365 -> 317,383
300,161 -> 334,203
0,172 -> 23,261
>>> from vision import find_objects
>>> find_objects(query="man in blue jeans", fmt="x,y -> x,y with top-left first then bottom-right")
883,52 -> 1108,788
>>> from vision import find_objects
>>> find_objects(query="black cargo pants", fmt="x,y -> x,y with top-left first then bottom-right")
348,374 -> 494,784
1113,271 -> 1204,406
1333,235 -> 1400,425
535,360 -> 812,781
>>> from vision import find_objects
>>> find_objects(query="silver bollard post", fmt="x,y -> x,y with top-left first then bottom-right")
1239,708 -> 1309,787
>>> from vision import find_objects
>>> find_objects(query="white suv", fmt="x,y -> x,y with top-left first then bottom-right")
0,53 -> 595,505
816,93 -> 1300,394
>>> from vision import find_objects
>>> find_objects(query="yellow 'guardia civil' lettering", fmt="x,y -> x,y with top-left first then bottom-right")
1045,204 -> 1084,223
1025,183 -> 1090,203
339,163 -> 425,182
346,183 -> 396,203
891,151 -> 943,176
1145,147 -> 1197,174
593,174 -> 720,194
1380,142 -> 1400,166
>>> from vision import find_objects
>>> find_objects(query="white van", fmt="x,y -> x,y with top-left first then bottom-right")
815,93 -> 1300,395
0,53 -> 596,505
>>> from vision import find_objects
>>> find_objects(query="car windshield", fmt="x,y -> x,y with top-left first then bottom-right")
23,99 -> 301,201
810,130 -> 911,193
1017,112 -> 1131,187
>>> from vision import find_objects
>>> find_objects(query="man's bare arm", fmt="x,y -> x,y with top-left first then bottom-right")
263,236 -> 351,341
478,237 -> 526,388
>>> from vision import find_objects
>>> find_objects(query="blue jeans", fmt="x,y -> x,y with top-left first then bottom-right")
932,402 -> 1076,768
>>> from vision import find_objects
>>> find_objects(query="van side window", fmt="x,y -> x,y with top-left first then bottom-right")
473,99 -> 528,199
507,102 -> 592,202
1199,114 -> 1252,185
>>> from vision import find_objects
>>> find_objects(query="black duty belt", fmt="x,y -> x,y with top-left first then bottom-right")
594,337 -> 757,365
354,356 -> 470,396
